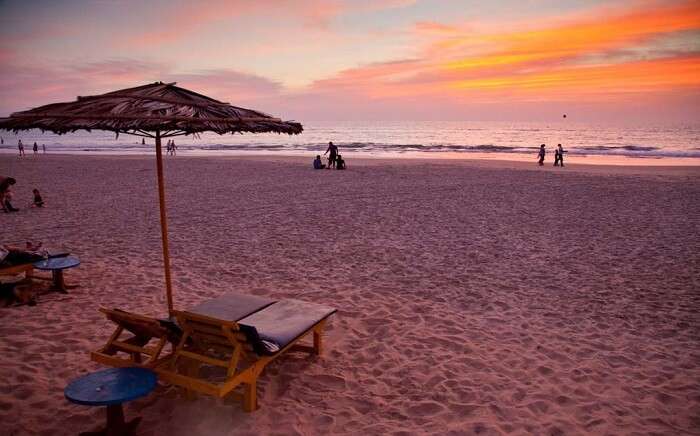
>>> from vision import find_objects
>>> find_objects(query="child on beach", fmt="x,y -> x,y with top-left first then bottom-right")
336,154 -> 346,170
313,155 -> 326,169
537,144 -> 545,166
32,189 -> 44,207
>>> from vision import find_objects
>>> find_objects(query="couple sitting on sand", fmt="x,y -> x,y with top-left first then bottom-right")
314,141 -> 346,170
1,176 -> 44,212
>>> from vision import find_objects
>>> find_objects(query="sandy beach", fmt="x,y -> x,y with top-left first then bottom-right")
1,154 -> 699,436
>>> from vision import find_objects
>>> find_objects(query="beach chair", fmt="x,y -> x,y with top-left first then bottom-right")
155,299 -> 336,411
91,308 -> 181,368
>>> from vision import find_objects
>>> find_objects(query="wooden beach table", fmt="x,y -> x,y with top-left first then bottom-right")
64,367 -> 157,436
33,255 -> 80,293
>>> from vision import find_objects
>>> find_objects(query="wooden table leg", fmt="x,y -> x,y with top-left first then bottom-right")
52,270 -> 67,293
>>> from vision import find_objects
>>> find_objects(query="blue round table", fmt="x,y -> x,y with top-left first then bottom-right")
34,255 -> 80,293
65,367 -> 157,436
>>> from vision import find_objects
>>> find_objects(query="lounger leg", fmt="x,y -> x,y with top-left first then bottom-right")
313,324 -> 324,356
243,380 -> 257,412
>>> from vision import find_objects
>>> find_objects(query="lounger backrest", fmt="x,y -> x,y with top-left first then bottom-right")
101,308 -> 170,340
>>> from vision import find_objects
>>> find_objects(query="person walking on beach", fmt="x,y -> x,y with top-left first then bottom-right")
33,142 -> 38,155
171,140 -> 177,156
556,144 -> 565,167
324,141 -> 338,169
18,140 -> 25,157
537,144 -> 545,166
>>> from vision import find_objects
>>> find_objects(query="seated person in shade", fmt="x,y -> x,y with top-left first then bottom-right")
32,189 -> 44,207
313,155 -> 326,169
336,154 -> 346,170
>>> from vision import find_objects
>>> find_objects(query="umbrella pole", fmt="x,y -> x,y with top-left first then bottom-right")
154,130 -> 174,313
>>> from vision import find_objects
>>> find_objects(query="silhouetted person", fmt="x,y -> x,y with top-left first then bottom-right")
336,154 -> 346,170
1,137 -> 3,145
32,189 -> 44,207
33,142 -> 38,154
557,144 -> 565,167
142,138 -> 145,145
42,144 -> 46,154
324,141 -> 338,169
537,144 -> 545,166
313,155 -> 326,169
171,140 -> 177,155
18,140 -> 25,157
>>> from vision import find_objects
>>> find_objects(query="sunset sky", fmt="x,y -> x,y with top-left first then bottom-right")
1,0 -> 699,122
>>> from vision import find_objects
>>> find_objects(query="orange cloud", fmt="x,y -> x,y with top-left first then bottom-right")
306,0 -> 700,104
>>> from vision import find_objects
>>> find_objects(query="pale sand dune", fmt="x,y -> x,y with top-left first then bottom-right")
1,154 -> 699,436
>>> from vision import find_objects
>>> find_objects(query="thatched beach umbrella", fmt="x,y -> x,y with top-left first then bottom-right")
0,82 -> 303,313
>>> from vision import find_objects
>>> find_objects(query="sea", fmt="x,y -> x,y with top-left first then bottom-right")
1,121 -> 699,163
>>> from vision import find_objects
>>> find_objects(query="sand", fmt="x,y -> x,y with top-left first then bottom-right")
1,154 -> 699,436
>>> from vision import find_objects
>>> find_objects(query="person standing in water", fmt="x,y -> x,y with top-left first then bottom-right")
324,141 -> 338,169
537,144 -> 545,166
18,140 -> 25,157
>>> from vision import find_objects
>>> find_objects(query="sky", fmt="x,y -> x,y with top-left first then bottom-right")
0,0 -> 699,123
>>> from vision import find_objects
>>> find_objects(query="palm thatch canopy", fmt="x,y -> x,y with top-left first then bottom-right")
0,82 -> 302,138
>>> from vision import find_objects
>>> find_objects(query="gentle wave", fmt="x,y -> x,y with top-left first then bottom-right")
3,142 -> 700,158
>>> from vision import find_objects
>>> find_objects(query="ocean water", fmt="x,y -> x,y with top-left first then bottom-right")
1,121 -> 699,161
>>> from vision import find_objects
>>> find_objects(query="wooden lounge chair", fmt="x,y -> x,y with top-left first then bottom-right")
91,308 -> 181,368
155,299 -> 336,411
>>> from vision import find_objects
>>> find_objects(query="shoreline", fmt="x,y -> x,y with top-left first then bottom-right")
3,153 -> 700,177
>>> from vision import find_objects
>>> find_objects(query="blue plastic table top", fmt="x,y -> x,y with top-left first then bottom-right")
34,255 -> 80,271
64,367 -> 157,407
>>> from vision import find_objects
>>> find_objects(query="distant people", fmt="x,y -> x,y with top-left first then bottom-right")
166,140 -> 172,155
1,137 -> 3,145
556,144 -> 565,167
0,176 -> 17,212
42,144 -> 46,154
171,140 -> 177,155
18,140 -> 25,157
537,144 -> 545,166
313,155 -> 326,169
142,138 -> 145,145
336,154 -> 346,170
33,142 -> 38,154
324,141 -> 338,169
32,189 -> 44,208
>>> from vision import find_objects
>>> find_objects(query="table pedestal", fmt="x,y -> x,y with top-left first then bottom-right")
79,404 -> 142,436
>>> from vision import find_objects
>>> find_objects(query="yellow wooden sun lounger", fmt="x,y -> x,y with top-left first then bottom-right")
155,299 -> 335,411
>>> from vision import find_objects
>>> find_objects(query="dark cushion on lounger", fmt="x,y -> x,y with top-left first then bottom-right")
239,299 -> 336,356
188,291 -> 276,322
